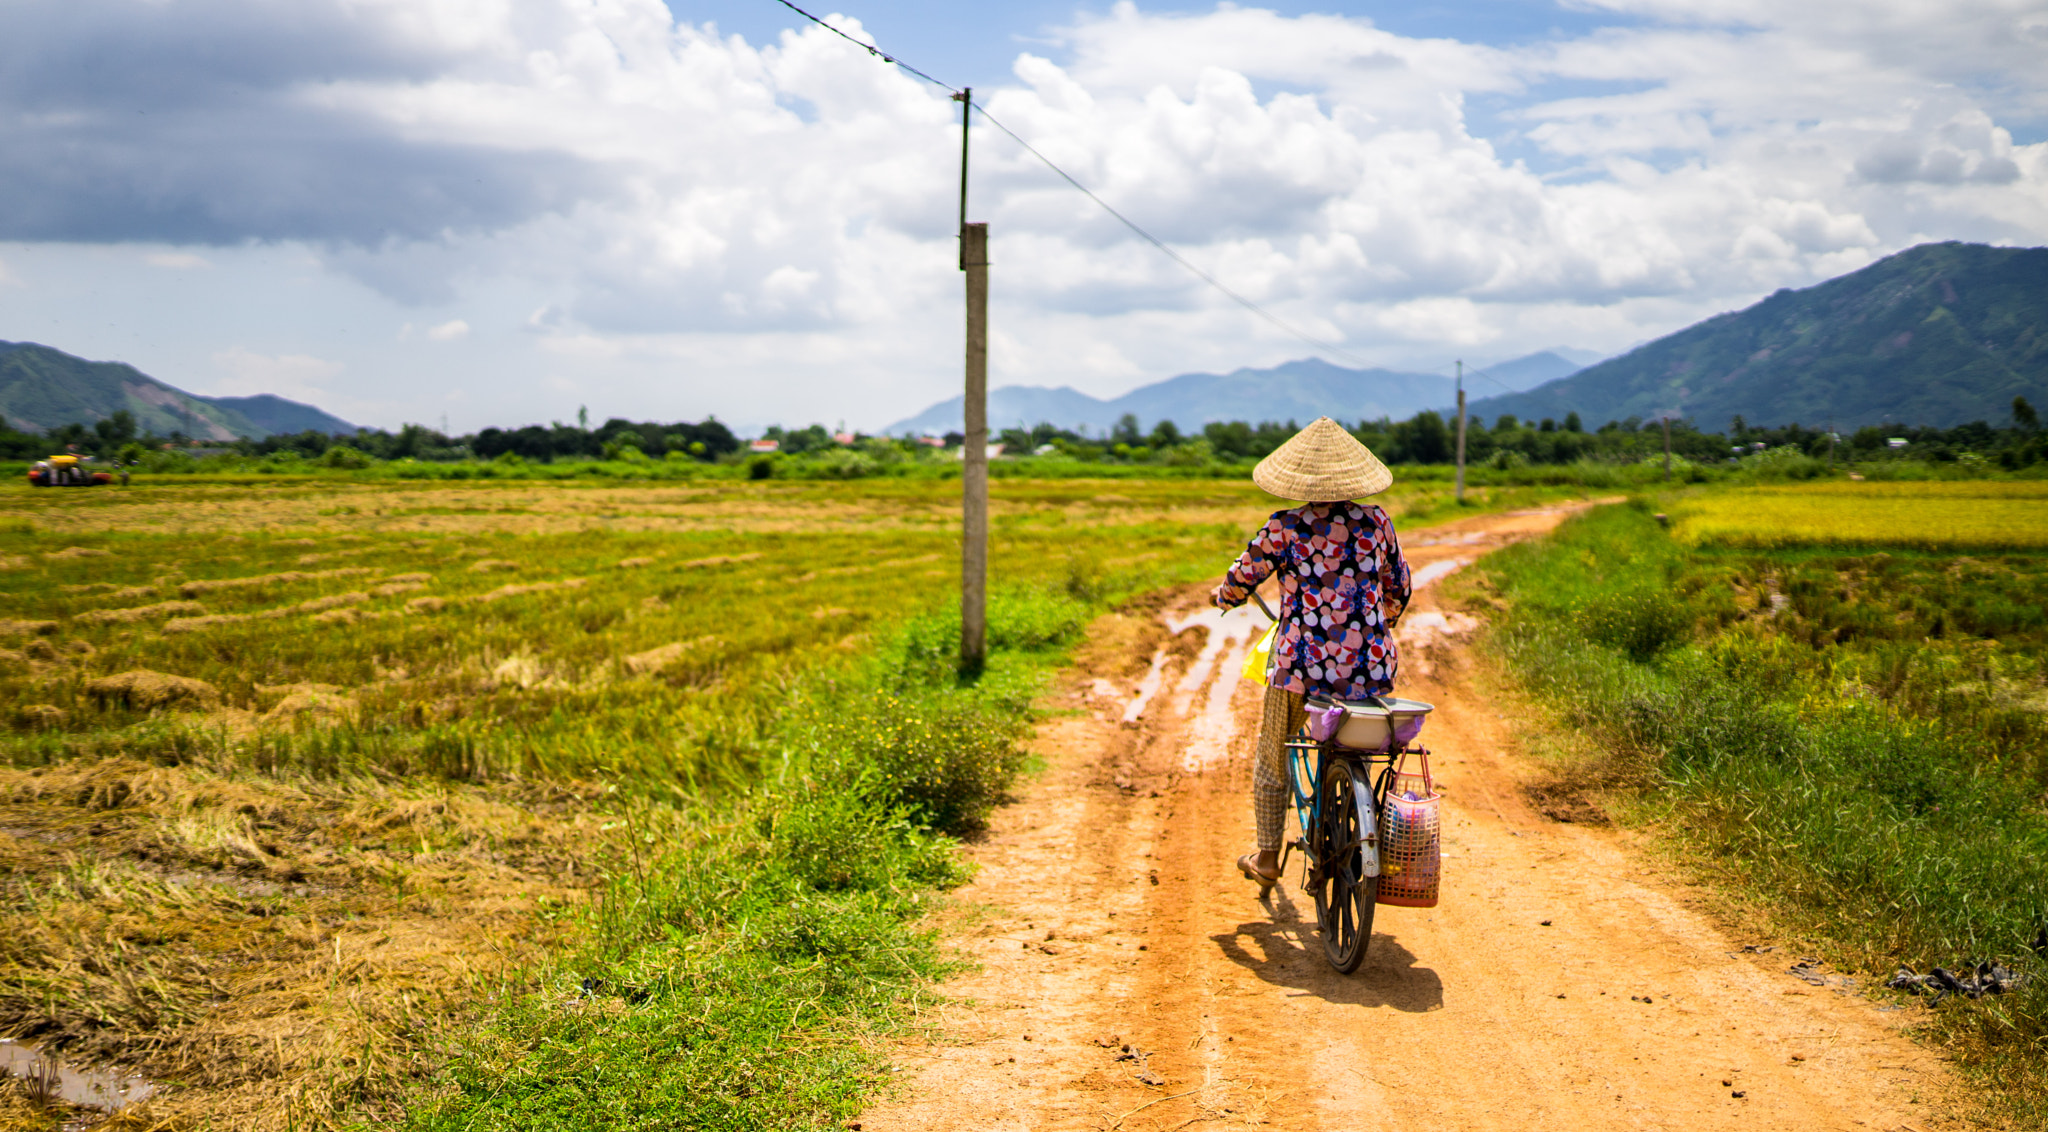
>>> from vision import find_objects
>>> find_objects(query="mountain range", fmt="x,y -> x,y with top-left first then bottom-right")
887,242 -> 2048,437
1467,242 -> 2048,431
0,341 -> 355,440
11,240 -> 2040,442
883,350 -> 1590,436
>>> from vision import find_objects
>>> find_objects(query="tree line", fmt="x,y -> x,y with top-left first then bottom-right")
0,409 -> 743,466
992,397 -> 2048,469
6,397 -> 2044,471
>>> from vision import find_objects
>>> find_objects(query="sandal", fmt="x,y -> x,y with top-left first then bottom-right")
1237,853 -> 1280,892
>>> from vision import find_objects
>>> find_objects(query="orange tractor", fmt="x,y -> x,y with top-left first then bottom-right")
28,455 -> 115,487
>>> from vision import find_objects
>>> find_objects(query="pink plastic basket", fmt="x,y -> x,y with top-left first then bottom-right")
1376,751 -> 1441,908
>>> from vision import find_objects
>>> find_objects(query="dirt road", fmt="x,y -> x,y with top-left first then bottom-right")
861,505 -> 1965,1132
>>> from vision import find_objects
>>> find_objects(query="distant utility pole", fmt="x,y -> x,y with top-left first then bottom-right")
1662,415 -> 1673,482
956,88 -> 989,674
1453,360 -> 1467,503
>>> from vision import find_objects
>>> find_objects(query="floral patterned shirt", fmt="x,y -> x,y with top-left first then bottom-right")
1211,502 -> 1412,699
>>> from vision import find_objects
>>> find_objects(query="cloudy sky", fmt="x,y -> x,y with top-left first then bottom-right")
1,0 -> 2044,434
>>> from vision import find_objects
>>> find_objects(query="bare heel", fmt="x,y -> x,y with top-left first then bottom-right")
1237,853 -> 1279,892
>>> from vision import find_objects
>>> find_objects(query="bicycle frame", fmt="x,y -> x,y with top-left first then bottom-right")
1283,734 -> 1400,883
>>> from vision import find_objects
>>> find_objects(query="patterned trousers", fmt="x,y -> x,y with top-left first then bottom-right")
1253,685 -> 1307,852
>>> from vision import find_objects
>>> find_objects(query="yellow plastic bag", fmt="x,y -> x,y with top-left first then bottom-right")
1241,621 -> 1278,687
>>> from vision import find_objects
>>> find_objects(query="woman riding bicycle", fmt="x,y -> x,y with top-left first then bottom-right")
1210,417 -> 1411,890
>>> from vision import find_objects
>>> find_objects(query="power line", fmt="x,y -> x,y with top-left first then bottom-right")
759,0 -> 1523,398
764,0 -> 958,93
964,105 -> 1383,373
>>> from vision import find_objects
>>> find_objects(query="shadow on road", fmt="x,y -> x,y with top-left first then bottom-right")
1208,887 -> 1444,1012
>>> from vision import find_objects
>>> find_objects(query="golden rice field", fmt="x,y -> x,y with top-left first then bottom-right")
1671,480 -> 2048,550
0,472 -> 1565,1129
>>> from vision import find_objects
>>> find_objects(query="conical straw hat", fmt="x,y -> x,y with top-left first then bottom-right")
1252,417 -> 1393,500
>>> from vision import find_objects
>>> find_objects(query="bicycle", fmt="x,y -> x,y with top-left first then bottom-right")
1252,594 -> 1434,974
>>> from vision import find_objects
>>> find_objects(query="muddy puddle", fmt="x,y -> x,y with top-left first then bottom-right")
1124,545 -> 1480,772
0,1038 -> 156,1113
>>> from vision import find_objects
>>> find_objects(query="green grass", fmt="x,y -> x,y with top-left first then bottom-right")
1475,500 -> 2048,1122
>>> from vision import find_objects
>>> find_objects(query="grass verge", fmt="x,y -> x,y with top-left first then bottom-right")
390,586 -> 1093,1130
1473,500 -> 2048,1125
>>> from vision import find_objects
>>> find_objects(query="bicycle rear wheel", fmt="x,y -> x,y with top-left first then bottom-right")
1311,758 -> 1378,973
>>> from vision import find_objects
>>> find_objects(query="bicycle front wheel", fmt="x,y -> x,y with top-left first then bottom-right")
1311,757 -> 1378,973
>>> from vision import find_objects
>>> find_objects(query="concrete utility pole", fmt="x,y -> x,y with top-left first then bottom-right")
956,88 -> 989,674
1453,359 -> 1467,503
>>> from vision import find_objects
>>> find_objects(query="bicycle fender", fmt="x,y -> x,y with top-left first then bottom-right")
1355,777 -> 1381,878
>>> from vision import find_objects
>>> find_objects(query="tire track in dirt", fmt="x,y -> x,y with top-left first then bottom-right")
861,504 -> 1966,1132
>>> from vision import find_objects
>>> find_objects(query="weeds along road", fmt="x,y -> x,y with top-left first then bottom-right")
861,504 -> 1965,1132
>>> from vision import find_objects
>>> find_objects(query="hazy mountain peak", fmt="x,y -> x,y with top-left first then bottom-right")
879,350 -> 1599,435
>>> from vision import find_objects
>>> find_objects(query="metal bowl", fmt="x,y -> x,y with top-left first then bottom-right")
1314,696 -> 1435,751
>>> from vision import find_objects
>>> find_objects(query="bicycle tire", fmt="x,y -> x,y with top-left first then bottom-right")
1311,757 -> 1378,973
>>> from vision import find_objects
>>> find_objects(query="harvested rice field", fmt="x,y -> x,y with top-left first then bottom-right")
1671,480 -> 2048,550
0,474 -> 1569,1130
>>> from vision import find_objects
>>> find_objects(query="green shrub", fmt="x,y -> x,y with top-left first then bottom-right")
808,449 -> 881,479
322,444 -> 372,470
796,689 -> 1025,834
763,779 -> 966,892
1740,447 -> 1830,481
1573,590 -> 1693,660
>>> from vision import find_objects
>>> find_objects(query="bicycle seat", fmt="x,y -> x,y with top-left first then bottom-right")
1304,695 -> 1435,750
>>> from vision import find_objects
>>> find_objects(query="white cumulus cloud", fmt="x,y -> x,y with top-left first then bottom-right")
0,0 -> 2041,431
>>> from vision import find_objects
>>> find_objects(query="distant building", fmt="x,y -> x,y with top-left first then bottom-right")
1887,437 -> 1909,450
748,439 -> 781,454
833,431 -> 856,446
917,435 -> 946,447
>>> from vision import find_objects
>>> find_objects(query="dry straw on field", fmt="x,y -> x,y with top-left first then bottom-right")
0,472 -> 1551,1127
0,475 -> 1341,1128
